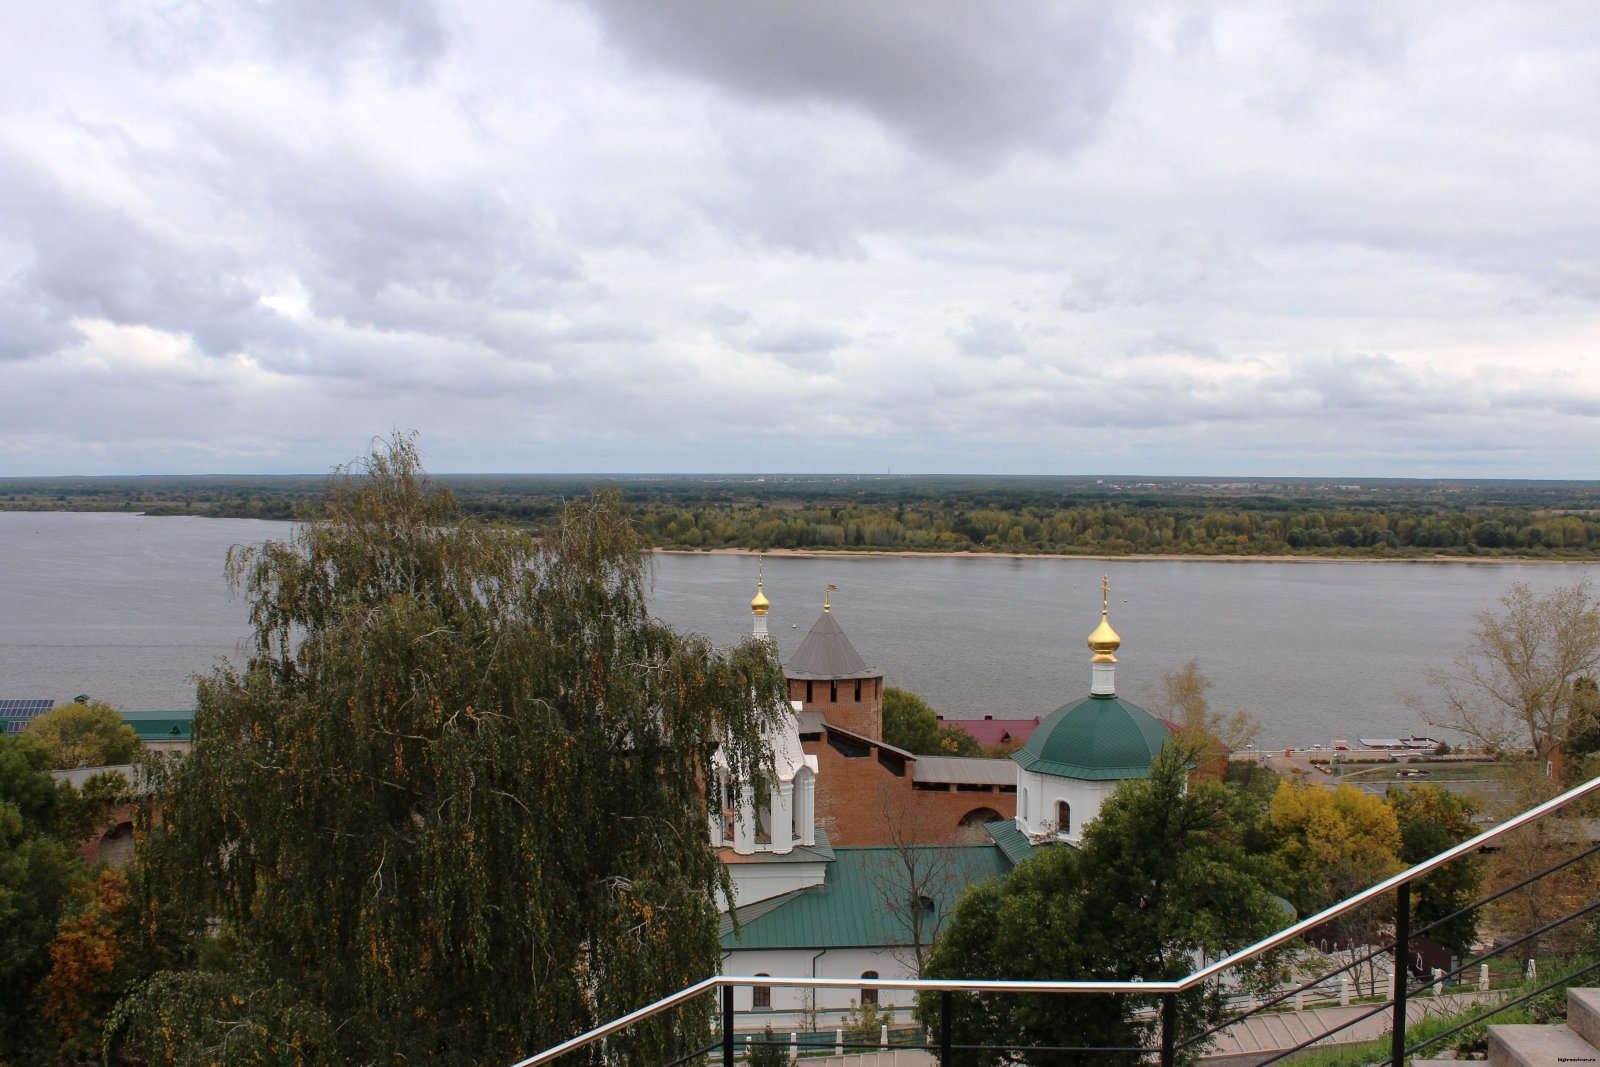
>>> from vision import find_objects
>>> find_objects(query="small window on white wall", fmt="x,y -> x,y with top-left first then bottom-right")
860,971 -> 879,1006
1056,800 -> 1070,836
752,975 -> 771,1009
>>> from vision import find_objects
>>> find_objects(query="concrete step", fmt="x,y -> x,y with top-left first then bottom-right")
1571,988 -> 1600,1049
1487,1022 -> 1598,1067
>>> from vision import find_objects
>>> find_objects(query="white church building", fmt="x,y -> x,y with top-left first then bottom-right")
716,575 -> 1178,1029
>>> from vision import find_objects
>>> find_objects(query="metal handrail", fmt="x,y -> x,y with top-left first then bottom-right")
509,771 -> 1600,1067
512,977 -> 722,1067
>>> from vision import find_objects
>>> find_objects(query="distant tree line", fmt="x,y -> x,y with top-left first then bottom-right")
630,501 -> 1600,557
7,473 -> 1600,558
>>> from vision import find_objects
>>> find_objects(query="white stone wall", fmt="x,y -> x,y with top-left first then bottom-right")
720,859 -> 829,911
721,946 -> 918,1029
1015,769 -> 1119,845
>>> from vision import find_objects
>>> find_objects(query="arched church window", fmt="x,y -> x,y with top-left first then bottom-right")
752,975 -> 771,1009
860,971 -> 879,1006
1021,788 -> 1029,820
1056,800 -> 1070,836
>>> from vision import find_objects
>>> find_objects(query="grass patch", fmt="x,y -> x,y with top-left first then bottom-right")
1335,762 -> 1530,783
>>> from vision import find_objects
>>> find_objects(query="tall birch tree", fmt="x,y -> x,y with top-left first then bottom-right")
114,435 -> 787,1067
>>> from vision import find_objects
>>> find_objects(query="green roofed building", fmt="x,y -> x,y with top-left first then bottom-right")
1012,695 -> 1171,781
2,701 -> 195,753
119,710 -> 195,752
1000,576 -> 1175,849
720,845 -> 1008,1027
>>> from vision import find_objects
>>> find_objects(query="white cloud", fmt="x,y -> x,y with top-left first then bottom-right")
0,1 -> 1597,476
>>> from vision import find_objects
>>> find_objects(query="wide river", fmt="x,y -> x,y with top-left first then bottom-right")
3,512 -> 1596,748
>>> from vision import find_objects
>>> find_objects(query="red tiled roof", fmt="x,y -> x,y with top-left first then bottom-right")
937,715 -> 1042,747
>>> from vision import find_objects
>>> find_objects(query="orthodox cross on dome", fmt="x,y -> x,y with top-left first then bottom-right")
824,583 -> 836,612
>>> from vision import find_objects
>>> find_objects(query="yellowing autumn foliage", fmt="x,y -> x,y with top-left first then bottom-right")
24,700 -> 141,768
39,868 -> 130,1060
1269,781 -> 1403,914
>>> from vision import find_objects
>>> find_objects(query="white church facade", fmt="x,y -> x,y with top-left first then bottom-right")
716,574 -> 1179,1029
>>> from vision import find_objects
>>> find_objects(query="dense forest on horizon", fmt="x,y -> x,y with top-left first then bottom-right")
5,472 -> 1600,559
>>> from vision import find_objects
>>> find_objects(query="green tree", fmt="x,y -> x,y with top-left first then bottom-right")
0,733 -> 86,1056
747,1023 -> 794,1067
24,698 -> 141,768
936,724 -> 983,757
882,687 -> 983,757
1223,757 -> 1281,803
1560,676 -> 1600,785
1386,785 -> 1482,957
918,746 -> 1283,1065
112,435 -> 789,1067
882,687 -> 942,753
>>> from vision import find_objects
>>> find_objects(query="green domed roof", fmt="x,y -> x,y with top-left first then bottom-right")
1011,695 -> 1171,781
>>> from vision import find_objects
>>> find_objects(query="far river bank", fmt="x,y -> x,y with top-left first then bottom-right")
655,547 -> 1600,565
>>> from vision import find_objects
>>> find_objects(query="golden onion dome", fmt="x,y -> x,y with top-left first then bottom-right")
1086,574 -> 1120,662
1087,613 -> 1121,662
751,581 -> 770,616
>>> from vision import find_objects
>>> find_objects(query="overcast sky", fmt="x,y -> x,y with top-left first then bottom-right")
2,2 -> 1597,477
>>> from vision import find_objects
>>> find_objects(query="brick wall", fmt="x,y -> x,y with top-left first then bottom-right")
789,674 -> 884,741
801,729 -> 1016,846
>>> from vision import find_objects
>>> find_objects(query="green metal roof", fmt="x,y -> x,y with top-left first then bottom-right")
720,845 -> 1009,951
983,818 -> 1048,868
1010,695 -> 1169,780
119,711 -> 194,741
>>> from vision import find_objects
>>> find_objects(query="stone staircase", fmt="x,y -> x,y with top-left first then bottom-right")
1479,987 -> 1600,1066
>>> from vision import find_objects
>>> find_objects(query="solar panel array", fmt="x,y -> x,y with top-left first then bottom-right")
1,699 -> 55,734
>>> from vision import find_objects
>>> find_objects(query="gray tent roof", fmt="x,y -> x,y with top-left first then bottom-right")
784,607 -> 883,675
785,610 -> 880,680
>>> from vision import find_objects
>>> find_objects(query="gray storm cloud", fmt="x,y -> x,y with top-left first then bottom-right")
578,1 -> 1132,164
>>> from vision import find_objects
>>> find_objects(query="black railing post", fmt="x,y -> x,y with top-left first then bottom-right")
1160,992 -> 1177,1067
940,990 -> 952,1066
723,984 -> 734,1067
1391,881 -> 1412,1067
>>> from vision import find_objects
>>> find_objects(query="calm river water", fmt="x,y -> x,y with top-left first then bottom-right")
4,512 -> 1596,748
